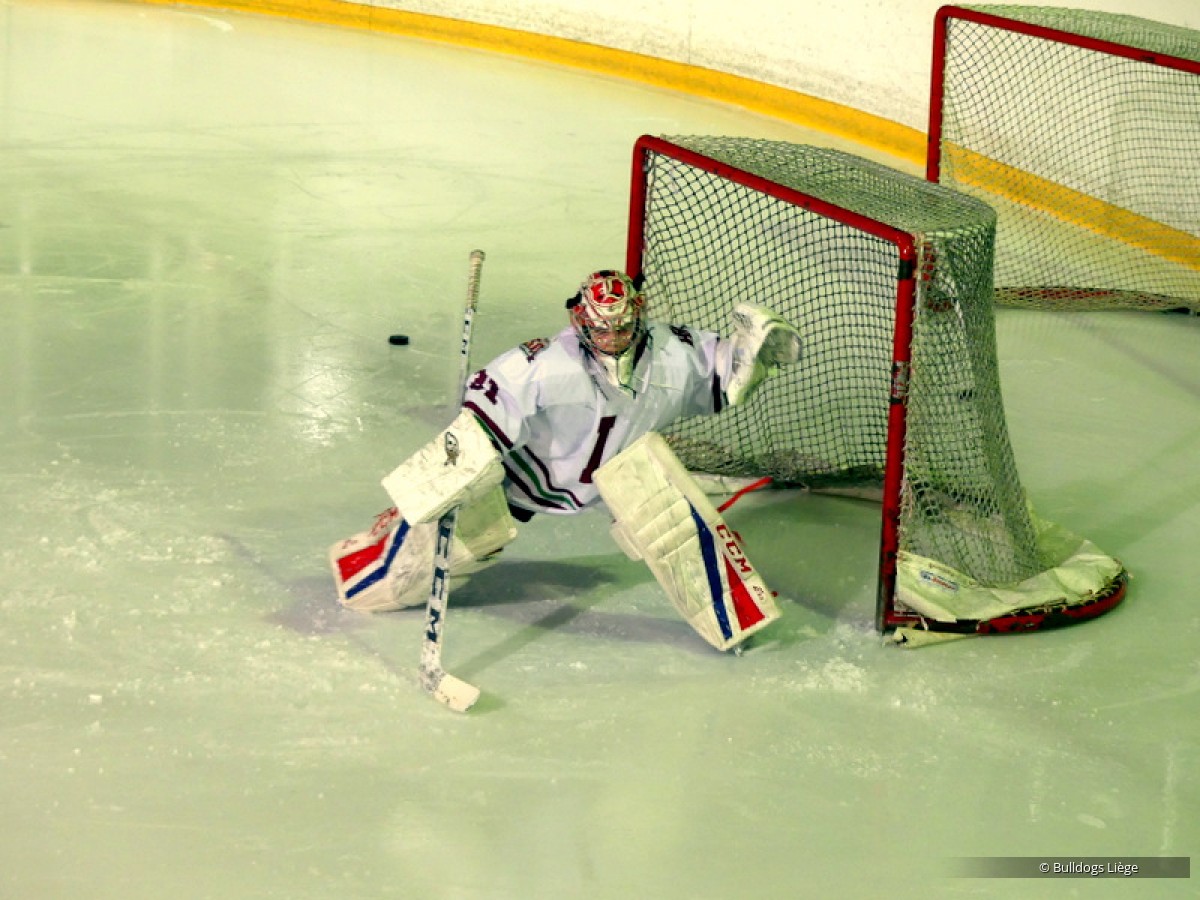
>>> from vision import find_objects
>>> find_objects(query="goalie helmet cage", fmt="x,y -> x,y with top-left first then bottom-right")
626,135 -> 1126,637
928,5 -> 1200,314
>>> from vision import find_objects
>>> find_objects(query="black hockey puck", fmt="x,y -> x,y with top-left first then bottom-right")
388,334 -> 410,346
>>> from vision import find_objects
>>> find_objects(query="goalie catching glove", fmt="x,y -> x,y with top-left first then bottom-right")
594,432 -> 781,651
724,302 -> 803,407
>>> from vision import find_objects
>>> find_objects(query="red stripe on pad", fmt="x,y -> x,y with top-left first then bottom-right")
336,535 -> 388,581
723,555 -> 766,629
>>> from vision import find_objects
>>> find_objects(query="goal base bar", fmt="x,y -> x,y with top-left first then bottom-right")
887,570 -> 1127,646
995,286 -> 1198,314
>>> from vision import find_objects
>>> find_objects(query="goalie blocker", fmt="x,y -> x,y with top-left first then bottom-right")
595,432 -> 781,651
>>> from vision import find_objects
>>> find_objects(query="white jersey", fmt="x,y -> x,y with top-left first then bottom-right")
463,322 -> 733,516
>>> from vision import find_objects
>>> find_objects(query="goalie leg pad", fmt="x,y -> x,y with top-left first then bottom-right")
329,486 -> 517,612
381,408 -> 504,525
595,433 -> 780,650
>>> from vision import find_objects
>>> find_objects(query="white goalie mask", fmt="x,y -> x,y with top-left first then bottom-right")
567,270 -> 647,359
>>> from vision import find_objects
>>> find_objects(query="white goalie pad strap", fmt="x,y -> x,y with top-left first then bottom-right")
381,408 -> 504,524
329,487 -> 516,612
595,433 -> 780,650
725,302 -> 803,407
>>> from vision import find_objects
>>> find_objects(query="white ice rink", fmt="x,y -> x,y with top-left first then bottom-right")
2,2 -> 1198,898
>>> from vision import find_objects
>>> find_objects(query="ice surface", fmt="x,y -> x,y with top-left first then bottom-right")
1,2 -> 1197,898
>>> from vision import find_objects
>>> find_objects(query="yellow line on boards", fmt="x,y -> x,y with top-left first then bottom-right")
127,0 -> 927,164
946,147 -> 1200,272
126,0 -> 1196,274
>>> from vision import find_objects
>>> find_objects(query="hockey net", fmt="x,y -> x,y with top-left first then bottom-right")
929,5 -> 1200,314
628,135 -> 1126,637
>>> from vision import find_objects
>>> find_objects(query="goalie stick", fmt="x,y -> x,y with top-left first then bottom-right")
419,249 -> 486,712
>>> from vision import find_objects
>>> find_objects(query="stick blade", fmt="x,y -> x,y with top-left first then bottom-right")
424,668 -> 481,713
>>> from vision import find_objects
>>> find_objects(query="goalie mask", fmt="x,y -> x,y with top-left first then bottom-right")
567,270 -> 646,358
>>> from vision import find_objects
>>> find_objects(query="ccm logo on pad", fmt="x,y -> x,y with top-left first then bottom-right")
716,523 -> 753,575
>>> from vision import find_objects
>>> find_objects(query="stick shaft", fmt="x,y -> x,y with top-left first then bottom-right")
455,250 -> 486,401
419,250 -> 486,711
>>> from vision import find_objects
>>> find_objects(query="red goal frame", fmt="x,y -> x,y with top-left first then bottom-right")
625,135 -> 1128,636
626,135 -> 919,632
